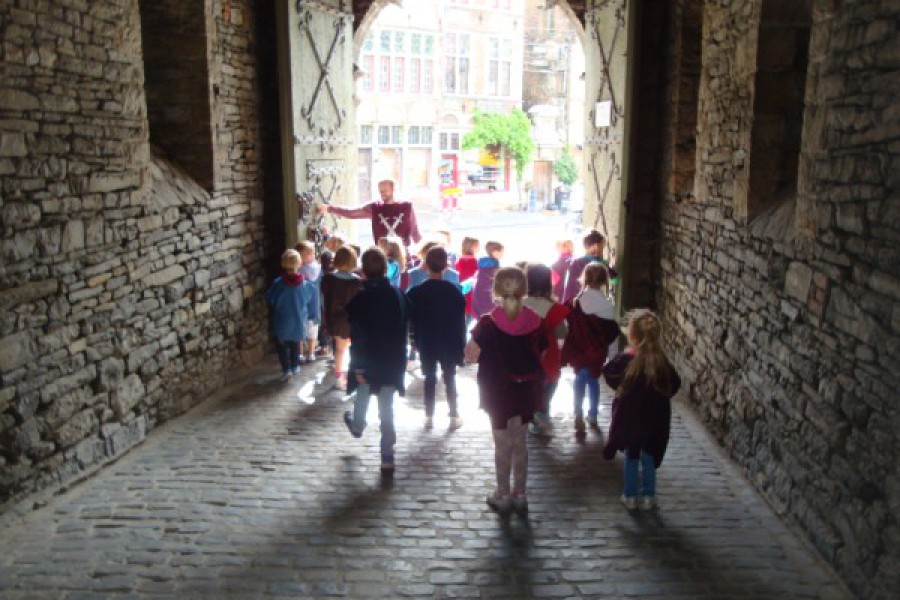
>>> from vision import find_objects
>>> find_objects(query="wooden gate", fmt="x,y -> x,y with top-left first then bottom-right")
583,0 -> 634,266
277,0 -> 357,247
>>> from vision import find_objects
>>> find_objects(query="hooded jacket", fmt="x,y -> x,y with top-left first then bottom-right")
265,271 -> 319,342
346,276 -> 410,395
471,306 -> 546,429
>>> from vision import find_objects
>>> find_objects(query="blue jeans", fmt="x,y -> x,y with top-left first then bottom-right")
276,340 -> 300,373
573,368 -> 599,419
623,450 -> 656,498
352,383 -> 396,459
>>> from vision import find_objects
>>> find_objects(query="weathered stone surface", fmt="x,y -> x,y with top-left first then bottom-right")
0,0 -> 268,525
60,220 -> 85,253
110,374 -> 145,419
0,280 -> 58,312
784,261 -> 813,303
0,202 -> 41,228
654,2 -> 899,598
0,132 -> 27,157
144,265 -> 187,287
0,331 -> 36,373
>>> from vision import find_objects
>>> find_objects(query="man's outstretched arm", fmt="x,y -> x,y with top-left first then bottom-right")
318,203 -> 373,219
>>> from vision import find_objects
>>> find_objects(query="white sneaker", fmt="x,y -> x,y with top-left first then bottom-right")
620,495 -> 637,511
448,416 -> 463,431
639,496 -> 657,511
279,371 -> 292,382
313,372 -> 337,394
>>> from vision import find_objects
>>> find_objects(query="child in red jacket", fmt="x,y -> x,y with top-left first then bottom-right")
523,263 -> 569,435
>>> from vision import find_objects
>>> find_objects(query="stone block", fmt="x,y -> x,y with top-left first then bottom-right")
145,265 -> 187,287
0,280 -> 58,312
73,436 -> 105,468
14,418 -> 41,453
0,88 -> 39,111
36,225 -> 62,255
836,204 -> 865,235
110,374 -> 145,419
86,171 -> 141,193
44,389 -> 89,429
0,132 -> 27,157
60,220 -> 85,253
127,342 -> 159,374
784,261 -> 813,302
0,331 -> 36,373
0,201 -> 41,227
54,409 -> 98,449
4,229 -> 37,261
868,271 -> 900,300
97,357 -> 125,391
85,217 -> 105,247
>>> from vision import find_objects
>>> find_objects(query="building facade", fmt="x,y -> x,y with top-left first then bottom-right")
355,0 -> 525,203
522,0 -> 586,210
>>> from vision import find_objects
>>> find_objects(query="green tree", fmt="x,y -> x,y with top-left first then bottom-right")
553,146 -> 578,187
462,109 -> 535,201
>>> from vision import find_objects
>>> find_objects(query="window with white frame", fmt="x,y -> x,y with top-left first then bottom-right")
488,37 -> 513,97
407,126 -> 434,145
359,29 -> 435,95
360,125 -> 373,146
444,32 -> 470,95
440,132 -> 461,151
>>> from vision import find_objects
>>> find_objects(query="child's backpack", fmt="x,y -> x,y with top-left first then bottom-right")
561,299 -> 621,378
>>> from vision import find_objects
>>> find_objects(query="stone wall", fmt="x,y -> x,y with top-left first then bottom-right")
656,0 -> 900,597
0,0 -> 270,518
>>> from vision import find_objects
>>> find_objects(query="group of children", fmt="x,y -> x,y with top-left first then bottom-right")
265,228 -> 680,513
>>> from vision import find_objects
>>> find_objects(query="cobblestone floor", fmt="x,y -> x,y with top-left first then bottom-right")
0,360 -> 850,599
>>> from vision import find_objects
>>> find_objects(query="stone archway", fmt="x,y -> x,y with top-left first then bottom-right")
352,0 -> 632,261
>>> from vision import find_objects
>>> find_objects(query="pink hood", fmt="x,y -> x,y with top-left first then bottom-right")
489,305 -> 542,336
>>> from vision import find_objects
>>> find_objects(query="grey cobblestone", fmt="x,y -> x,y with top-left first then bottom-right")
0,362 -> 850,598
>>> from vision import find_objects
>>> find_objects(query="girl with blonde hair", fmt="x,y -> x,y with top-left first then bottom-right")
602,309 -> 681,511
465,267 -> 546,514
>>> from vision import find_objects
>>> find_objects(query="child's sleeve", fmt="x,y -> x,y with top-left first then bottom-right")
602,353 -> 629,390
306,283 -> 320,324
265,281 -> 280,307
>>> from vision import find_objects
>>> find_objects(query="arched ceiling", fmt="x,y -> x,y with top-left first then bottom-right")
352,0 -> 587,31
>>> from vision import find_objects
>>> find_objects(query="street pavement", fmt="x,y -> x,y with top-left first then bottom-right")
0,361 -> 850,599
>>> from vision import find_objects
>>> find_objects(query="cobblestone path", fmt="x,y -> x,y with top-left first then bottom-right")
0,362 -> 849,599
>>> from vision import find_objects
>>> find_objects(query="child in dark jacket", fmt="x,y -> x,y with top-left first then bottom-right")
470,240 -> 504,317
265,249 -> 320,381
407,246 -> 467,431
318,246 -> 362,392
562,230 -> 619,303
342,247 -> 410,472
465,267 -> 546,514
603,309 -> 681,511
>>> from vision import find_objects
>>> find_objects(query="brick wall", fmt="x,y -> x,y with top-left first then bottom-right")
0,0 -> 270,517
656,0 -> 900,596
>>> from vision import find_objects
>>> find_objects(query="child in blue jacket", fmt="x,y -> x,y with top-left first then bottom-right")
265,249 -> 320,380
